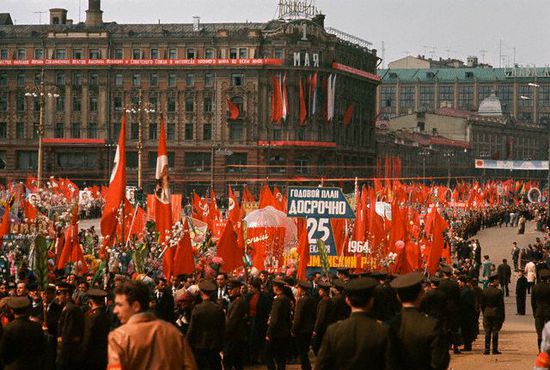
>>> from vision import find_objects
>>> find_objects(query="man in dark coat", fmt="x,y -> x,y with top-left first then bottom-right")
516,270 -> 528,315
316,278 -> 394,370
0,297 -> 46,370
265,278 -> 292,370
331,280 -> 350,322
187,279 -> 225,370
312,281 -> 334,354
481,274 -> 505,355
497,259 -> 512,297
246,279 -> 271,365
154,278 -> 175,322
292,280 -> 317,370
82,289 -> 110,370
457,276 -> 477,351
532,269 -> 550,350
224,279 -> 248,370
371,272 -> 400,322
438,266 -> 462,354
390,272 -> 450,370
56,282 -> 85,370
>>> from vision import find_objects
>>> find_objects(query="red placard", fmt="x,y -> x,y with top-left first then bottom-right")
257,140 -> 336,148
42,138 -> 106,144
332,62 -> 381,82
0,58 -> 283,67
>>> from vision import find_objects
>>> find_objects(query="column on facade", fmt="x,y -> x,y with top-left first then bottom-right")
512,81 -> 519,119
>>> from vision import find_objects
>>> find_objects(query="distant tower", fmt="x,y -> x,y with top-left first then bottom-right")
278,0 -> 319,20
85,0 -> 103,26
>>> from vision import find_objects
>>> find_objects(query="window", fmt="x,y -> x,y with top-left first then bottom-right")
132,48 -> 142,60
73,95 -> 81,111
399,86 -> 415,109
274,48 -> 284,59
53,48 -> 65,60
185,152 -> 210,171
131,123 -> 139,140
272,126 -> 281,141
226,153 -> 247,173
419,85 -> 434,109
16,94 -> 25,112
113,96 -> 122,111
185,123 -> 194,140
169,49 -> 177,59
239,48 -> 248,59
56,96 -> 64,112
167,123 -> 175,141
0,49 -> 8,60
168,96 -> 177,112
269,154 -> 287,173
229,122 -> 244,141
168,73 -> 176,88
205,73 -> 214,87
132,73 -> 141,87
295,158 -> 310,174
150,73 -> 158,87
89,73 -> 98,86
186,73 -> 195,87
229,48 -> 238,59
73,49 -> 83,59
89,49 -> 101,59
203,123 -> 211,140
205,48 -> 215,59
0,123 -> 6,138
34,73 -> 41,86
0,74 -> 7,86
149,93 -> 158,110
89,96 -> 98,112
57,152 -> 98,169
150,48 -> 159,59
186,48 -> 196,59
478,85 -> 493,102
458,85 -> 474,110
115,73 -> 123,87
114,48 -> 123,59
17,48 -> 26,60
34,48 -> 43,59
149,122 -> 157,140
73,72 -> 82,86
0,96 -> 6,112
497,85 -> 513,113
519,85 -> 533,107
17,151 -> 38,170
32,123 -> 39,139
17,73 -> 25,87
16,122 -> 24,139
438,85 -> 454,107
203,96 -> 213,113
540,86 -> 550,107
71,122 -> 80,138
125,151 -> 137,168
231,73 -> 244,86
87,122 -> 98,138
380,86 -> 395,108
56,72 -> 65,86
185,96 -> 194,112
55,123 -> 64,138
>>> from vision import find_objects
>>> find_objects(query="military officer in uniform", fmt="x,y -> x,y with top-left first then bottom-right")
224,279 -> 248,370
532,269 -> 550,350
265,278 -> 292,370
316,277 -> 394,370
372,271 -> 400,323
82,288 -> 110,370
187,279 -> 225,370
292,280 -> 317,370
56,282 -> 85,370
312,281 -> 334,354
480,273 -> 505,355
331,279 -> 350,322
390,272 -> 450,370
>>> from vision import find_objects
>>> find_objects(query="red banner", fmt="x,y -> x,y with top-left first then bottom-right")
332,62 -> 381,82
0,58 -> 283,67
257,140 -> 336,148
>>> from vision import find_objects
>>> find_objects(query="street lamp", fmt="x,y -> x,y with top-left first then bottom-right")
24,69 -> 59,188
418,148 -> 430,185
125,89 -> 156,189
443,150 -> 455,187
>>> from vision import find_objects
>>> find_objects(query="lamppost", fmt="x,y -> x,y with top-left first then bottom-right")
443,150 -> 455,187
418,148 -> 430,185
24,69 -> 59,188
125,89 -> 156,189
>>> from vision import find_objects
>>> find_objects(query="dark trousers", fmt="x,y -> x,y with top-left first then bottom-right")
483,316 -> 502,352
266,336 -> 288,370
516,294 -> 526,315
528,282 -> 534,294
500,282 -> 509,297
194,348 -> 222,370
535,317 -> 550,351
224,340 -> 245,370
295,333 -> 312,370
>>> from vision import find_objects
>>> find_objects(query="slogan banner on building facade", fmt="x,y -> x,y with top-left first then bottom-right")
0,58 -> 283,67
475,159 -> 549,170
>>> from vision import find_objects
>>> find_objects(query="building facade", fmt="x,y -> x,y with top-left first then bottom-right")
0,0 -> 380,195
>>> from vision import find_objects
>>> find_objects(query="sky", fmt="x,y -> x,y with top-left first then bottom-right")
3,0 -> 550,68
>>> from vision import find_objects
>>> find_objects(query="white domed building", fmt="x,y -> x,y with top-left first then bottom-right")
478,91 -> 503,116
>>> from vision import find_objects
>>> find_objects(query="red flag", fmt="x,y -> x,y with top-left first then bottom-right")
425,207 -> 449,275
216,220 -> 243,273
259,184 -> 275,209
192,192 -> 208,222
208,188 -> 220,229
171,194 -> 182,224
228,186 -> 241,225
271,74 -> 283,124
172,219 -> 196,276
351,186 -> 367,242
342,103 -> 354,127
0,203 -> 10,243
22,198 -> 37,222
242,186 -> 255,203
299,78 -> 307,125
154,115 -> 174,279
296,220 -> 309,281
100,114 -> 126,256
227,98 -> 240,120
129,205 -> 146,240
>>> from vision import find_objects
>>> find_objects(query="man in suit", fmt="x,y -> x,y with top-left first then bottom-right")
154,278 -> 175,322
516,270 -> 528,315
224,279 -> 248,370
316,277 -> 393,370
56,282 -> 85,370
187,279 -> 225,370
265,278 -> 292,370
0,297 -> 46,370
497,259 -> 512,297
371,271 -> 400,323
390,272 -> 450,370
331,280 -> 350,322
292,280 -> 317,370
438,266 -> 462,354
82,288 -> 110,370
532,269 -> 550,350
312,281 -> 333,354
216,273 -> 229,309
481,274 -> 505,355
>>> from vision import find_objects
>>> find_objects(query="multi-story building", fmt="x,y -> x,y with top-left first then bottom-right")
0,0 -> 380,196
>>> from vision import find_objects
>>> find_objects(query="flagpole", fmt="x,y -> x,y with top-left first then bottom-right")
125,205 -> 139,247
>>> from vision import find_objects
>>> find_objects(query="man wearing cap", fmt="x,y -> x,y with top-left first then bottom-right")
457,275 -> 477,352
312,281 -> 334,354
108,280 -> 197,370
187,279 -> 225,370
389,272 -> 450,370
532,269 -> 550,350
224,279 -> 247,370
82,288 -> 110,370
0,297 -> 46,369
480,273 -> 505,355
372,271 -> 400,323
56,282 -> 85,370
316,277 -> 394,370
292,280 -> 317,370
265,278 -> 292,370
331,279 -> 351,322
438,266 -> 462,354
